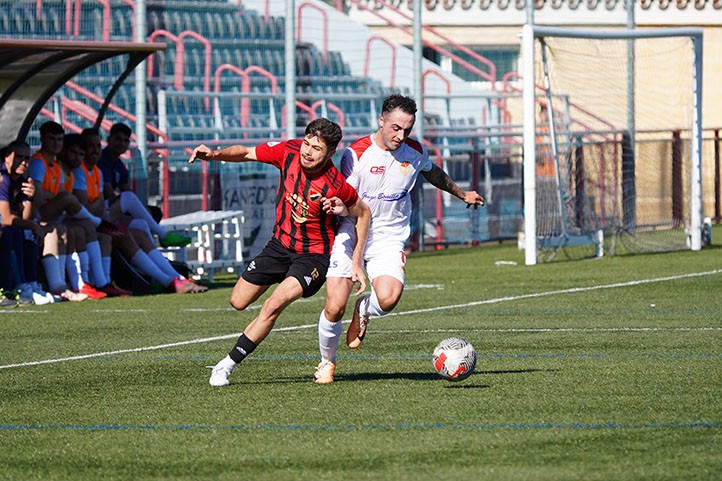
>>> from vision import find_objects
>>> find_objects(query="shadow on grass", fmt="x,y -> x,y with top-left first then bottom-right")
477,368 -> 555,375
241,368 -> 552,386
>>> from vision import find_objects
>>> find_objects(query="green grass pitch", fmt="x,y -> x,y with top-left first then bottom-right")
1,236 -> 721,480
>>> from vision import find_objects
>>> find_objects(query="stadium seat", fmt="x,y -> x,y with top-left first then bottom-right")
37,7 -> 62,36
223,13 -> 237,39
112,8 -> 130,38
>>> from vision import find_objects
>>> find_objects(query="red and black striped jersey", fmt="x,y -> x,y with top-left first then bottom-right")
255,139 -> 359,256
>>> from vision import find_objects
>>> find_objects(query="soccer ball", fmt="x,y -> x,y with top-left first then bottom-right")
432,337 -> 477,381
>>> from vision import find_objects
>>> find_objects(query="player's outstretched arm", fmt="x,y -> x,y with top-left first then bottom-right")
188,144 -> 257,164
421,164 -> 485,209
347,199 -> 370,295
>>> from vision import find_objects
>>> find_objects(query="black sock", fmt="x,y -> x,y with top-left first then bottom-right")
228,334 -> 258,363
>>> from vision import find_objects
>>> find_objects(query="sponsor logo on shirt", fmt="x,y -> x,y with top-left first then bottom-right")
370,165 -> 385,174
361,190 -> 408,202
286,192 -> 311,223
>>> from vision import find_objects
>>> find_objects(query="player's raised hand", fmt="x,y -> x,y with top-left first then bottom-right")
463,191 -> 485,210
21,177 -> 35,199
188,144 -> 212,164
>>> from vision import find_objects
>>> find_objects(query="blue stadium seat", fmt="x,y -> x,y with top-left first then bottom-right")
12,8 -> 36,35
148,10 -> 163,33
37,7 -> 62,36
223,12 -> 237,39
112,8 -> 130,39
243,12 -> 257,39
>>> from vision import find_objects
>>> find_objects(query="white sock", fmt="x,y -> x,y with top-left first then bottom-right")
66,252 -> 84,290
318,310 -> 342,363
72,205 -> 101,227
85,241 -> 108,286
41,256 -> 65,292
218,354 -> 237,369
146,249 -> 179,278
130,250 -> 174,286
79,250 -> 90,283
121,191 -> 167,239
361,290 -> 388,318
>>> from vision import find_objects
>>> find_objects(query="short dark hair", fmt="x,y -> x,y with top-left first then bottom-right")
1,140 -> 30,159
382,95 -> 417,116
109,122 -> 132,138
304,118 -> 343,152
81,127 -> 101,138
39,121 -> 64,137
63,133 -> 84,151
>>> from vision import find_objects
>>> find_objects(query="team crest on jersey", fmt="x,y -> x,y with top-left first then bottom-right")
399,161 -> 411,175
309,189 -> 321,202
286,192 -> 311,223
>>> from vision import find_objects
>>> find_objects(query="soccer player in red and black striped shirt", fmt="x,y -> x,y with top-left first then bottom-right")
189,118 -> 370,387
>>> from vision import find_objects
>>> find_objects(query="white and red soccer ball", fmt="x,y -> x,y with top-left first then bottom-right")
432,337 -> 477,381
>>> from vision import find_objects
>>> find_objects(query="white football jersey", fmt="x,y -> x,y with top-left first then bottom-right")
338,134 -> 433,244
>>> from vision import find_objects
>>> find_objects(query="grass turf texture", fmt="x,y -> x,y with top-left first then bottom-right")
2,237 -> 722,480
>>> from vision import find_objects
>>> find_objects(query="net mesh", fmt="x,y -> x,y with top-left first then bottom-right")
533,34 -> 696,261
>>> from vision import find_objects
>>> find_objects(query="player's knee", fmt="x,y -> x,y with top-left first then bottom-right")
324,302 -> 345,322
228,293 -> 249,311
377,292 -> 400,313
260,296 -> 286,318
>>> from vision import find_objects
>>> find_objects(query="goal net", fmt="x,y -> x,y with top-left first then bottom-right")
521,26 -> 703,264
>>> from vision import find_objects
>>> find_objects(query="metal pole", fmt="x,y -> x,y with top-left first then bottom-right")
689,34 -> 704,250
285,0 -> 297,140
626,0 -> 635,168
522,24 -> 537,265
413,0 -> 424,251
134,0 -> 148,202
526,0 -> 534,24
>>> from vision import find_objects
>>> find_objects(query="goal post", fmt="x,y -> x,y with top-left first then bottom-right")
522,25 -> 703,265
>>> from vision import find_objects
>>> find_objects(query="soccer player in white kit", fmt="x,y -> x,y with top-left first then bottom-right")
313,95 -> 485,384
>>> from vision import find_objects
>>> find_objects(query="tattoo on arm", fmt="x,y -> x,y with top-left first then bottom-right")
421,165 -> 463,199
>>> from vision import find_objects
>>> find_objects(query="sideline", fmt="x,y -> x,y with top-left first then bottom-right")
1,421 -> 719,431
2,269 -> 721,370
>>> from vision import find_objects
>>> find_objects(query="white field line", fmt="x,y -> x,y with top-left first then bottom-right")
2,269 -> 721,370
384,327 -> 722,333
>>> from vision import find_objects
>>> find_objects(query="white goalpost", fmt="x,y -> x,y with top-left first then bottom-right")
522,25 -> 703,265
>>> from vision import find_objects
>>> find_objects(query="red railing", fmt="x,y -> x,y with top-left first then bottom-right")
147,30 -> 212,111
213,64 -> 278,128
365,36 -> 396,88
38,0 -> 135,40
297,1 -> 329,62
345,0 -> 497,88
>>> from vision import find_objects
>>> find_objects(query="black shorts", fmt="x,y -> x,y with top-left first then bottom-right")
242,237 -> 329,298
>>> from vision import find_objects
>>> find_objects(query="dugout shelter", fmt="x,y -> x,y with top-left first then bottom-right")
0,38 -> 165,146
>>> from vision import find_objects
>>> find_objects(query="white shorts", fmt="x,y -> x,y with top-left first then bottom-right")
327,230 -> 407,284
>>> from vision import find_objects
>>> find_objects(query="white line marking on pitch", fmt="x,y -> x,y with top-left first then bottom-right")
2,269 -> 721,370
